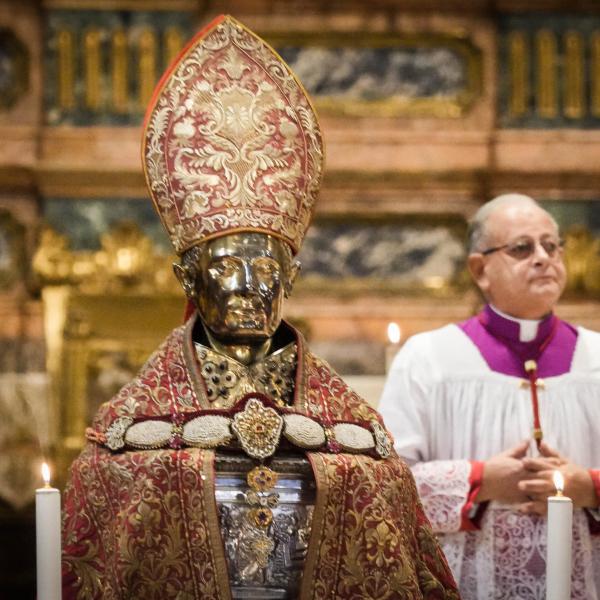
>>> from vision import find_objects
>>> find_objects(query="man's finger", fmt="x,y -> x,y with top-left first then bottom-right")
518,479 -> 554,495
523,457 -> 563,471
539,441 -> 562,460
518,500 -> 547,516
504,440 -> 530,458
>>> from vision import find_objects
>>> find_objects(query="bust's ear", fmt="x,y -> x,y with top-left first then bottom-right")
173,263 -> 196,299
284,259 -> 301,298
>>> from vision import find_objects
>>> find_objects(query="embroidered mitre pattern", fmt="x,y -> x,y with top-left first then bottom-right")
142,14 -> 324,255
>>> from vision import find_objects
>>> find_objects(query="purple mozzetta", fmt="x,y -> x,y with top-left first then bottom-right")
460,304 -> 578,378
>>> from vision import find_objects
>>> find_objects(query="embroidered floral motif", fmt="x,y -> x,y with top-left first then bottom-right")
365,519 -> 400,568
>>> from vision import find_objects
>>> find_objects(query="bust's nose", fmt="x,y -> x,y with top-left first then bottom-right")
236,262 -> 258,293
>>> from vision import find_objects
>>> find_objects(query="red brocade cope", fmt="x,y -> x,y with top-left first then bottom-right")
62,317 -> 459,599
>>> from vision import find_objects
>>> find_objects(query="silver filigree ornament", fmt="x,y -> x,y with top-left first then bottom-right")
371,420 -> 392,458
105,417 -> 134,451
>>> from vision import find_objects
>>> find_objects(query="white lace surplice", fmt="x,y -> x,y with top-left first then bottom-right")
379,324 -> 600,600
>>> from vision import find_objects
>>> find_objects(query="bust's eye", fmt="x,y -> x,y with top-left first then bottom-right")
255,259 -> 279,278
210,259 -> 237,277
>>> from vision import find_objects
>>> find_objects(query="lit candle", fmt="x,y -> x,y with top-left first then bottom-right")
36,462 -> 62,600
546,470 -> 572,600
385,322 -> 402,373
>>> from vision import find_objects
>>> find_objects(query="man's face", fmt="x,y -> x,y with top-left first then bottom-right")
190,233 -> 292,343
469,204 -> 567,319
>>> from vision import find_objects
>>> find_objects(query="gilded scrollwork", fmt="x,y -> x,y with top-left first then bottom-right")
564,226 -> 600,296
33,222 -> 177,294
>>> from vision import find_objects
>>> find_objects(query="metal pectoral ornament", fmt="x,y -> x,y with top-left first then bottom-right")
232,395 -> 284,566
245,464 -> 280,567
231,396 -> 283,460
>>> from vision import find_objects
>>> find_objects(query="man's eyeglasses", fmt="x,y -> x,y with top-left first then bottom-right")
481,238 -> 565,260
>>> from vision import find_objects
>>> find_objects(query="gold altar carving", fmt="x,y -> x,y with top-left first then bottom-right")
138,28 -> 157,109
564,226 -> 600,297
57,28 -> 75,110
535,30 -> 558,118
111,29 -> 128,113
564,31 -> 584,119
33,223 -> 184,479
592,33 -> 600,118
508,31 -> 529,117
84,28 -> 101,111
164,26 -> 183,66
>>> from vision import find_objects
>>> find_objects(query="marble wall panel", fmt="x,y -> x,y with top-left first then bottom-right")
296,217 -> 467,293
545,199 -> 600,235
43,197 -> 170,250
274,34 -> 481,117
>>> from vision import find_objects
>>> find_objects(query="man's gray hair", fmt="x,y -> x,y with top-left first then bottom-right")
467,194 -> 558,254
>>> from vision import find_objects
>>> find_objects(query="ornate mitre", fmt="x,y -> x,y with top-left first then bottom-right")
142,15 -> 324,256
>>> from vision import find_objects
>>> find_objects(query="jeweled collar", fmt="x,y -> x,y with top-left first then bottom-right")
194,341 -> 297,408
481,304 -> 556,344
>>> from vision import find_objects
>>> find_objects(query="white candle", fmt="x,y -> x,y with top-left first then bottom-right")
36,462 -> 62,600
546,471 -> 572,600
385,322 -> 402,373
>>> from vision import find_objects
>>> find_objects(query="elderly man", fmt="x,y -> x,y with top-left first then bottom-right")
379,194 -> 600,599
61,15 -> 458,600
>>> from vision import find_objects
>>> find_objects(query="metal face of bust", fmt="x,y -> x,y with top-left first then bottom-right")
180,233 -> 295,345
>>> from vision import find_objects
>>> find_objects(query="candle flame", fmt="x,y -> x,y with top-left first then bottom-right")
41,462 -> 51,486
553,470 -> 564,493
387,322 -> 401,345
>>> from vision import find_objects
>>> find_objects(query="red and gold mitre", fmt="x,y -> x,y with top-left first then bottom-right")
142,15 -> 324,256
